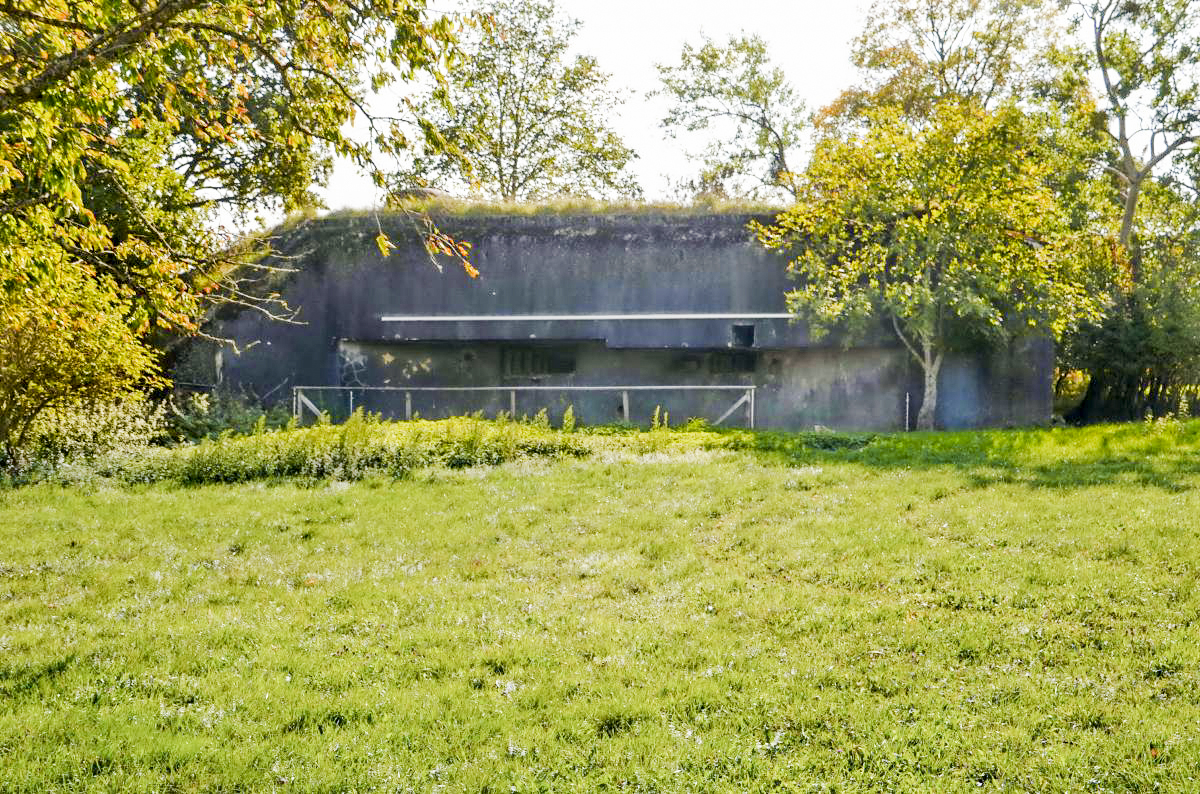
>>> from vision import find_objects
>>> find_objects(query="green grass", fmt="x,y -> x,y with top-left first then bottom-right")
4,420 -> 1200,791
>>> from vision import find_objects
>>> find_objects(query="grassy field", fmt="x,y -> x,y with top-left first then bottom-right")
3,420 -> 1200,791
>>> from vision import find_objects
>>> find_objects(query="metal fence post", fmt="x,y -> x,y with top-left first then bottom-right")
622,390 -> 630,422
748,388 -> 755,429
510,389 -> 516,417
405,391 -> 412,420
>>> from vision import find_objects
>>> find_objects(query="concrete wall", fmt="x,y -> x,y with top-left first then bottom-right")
301,341 -> 911,429
937,337 -> 1055,429
177,210 -> 1053,430
290,337 -> 1048,431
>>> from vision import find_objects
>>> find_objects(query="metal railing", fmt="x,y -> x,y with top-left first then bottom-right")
292,384 -> 756,428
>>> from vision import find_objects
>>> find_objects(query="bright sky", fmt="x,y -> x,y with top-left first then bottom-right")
318,0 -> 869,209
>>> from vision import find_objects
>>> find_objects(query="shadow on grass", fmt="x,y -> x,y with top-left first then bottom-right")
0,654 -> 74,699
734,421 -> 1200,492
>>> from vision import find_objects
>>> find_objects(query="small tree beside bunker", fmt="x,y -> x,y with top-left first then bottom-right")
757,102 -> 1104,429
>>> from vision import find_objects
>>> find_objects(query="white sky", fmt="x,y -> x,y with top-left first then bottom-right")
318,0 -> 869,209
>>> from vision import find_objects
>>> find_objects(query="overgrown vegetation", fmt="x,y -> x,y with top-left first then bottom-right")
0,270 -> 160,470
18,400 -> 170,481
165,393 -> 293,444
32,413 -> 588,487
4,420 -> 1200,789
3,393 -> 295,481
13,407 -> 1200,493
1062,190 -> 1200,421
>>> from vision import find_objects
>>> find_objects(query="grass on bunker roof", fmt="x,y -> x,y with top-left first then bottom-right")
3,421 -> 1200,791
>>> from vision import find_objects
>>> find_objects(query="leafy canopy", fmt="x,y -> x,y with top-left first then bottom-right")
823,0 -> 1055,126
0,263 -> 159,469
0,0 -> 457,464
653,34 -> 806,201
1,0 -> 455,317
393,0 -> 639,202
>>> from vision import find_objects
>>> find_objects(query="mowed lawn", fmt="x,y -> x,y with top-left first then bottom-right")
3,425 -> 1200,791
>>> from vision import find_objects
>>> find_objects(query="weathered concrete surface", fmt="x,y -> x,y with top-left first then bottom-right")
314,342 -> 909,429
176,210 -> 1053,430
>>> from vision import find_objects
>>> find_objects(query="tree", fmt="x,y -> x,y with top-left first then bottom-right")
823,0 -> 1054,125
1058,0 -> 1200,420
2,0 -> 455,295
0,264 -> 159,469
826,0 -> 1110,254
653,34 -> 806,201
394,0 -> 638,201
0,0 -> 459,460
1063,182 -> 1200,420
1072,0 -> 1200,266
758,102 -> 1102,429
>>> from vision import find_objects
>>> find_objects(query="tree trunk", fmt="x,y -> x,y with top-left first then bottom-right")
915,345 -> 943,431
1118,178 -> 1140,252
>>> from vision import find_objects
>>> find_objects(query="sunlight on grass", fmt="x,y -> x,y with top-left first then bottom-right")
2,422 -> 1200,790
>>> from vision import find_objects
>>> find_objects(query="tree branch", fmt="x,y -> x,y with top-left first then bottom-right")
0,0 -> 207,112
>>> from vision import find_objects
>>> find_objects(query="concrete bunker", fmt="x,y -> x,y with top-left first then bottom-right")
175,209 -> 1053,430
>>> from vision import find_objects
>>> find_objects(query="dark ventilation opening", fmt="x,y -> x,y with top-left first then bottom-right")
501,346 -> 576,376
732,323 -> 756,348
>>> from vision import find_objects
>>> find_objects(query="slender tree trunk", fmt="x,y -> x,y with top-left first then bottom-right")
915,344 -> 943,431
1121,186 -> 1143,283
1118,176 -> 1141,253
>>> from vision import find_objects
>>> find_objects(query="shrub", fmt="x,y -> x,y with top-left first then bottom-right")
166,392 -> 292,443
17,400 -> 169,483
0,269 -> 159,472
107,413 -> 590,486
